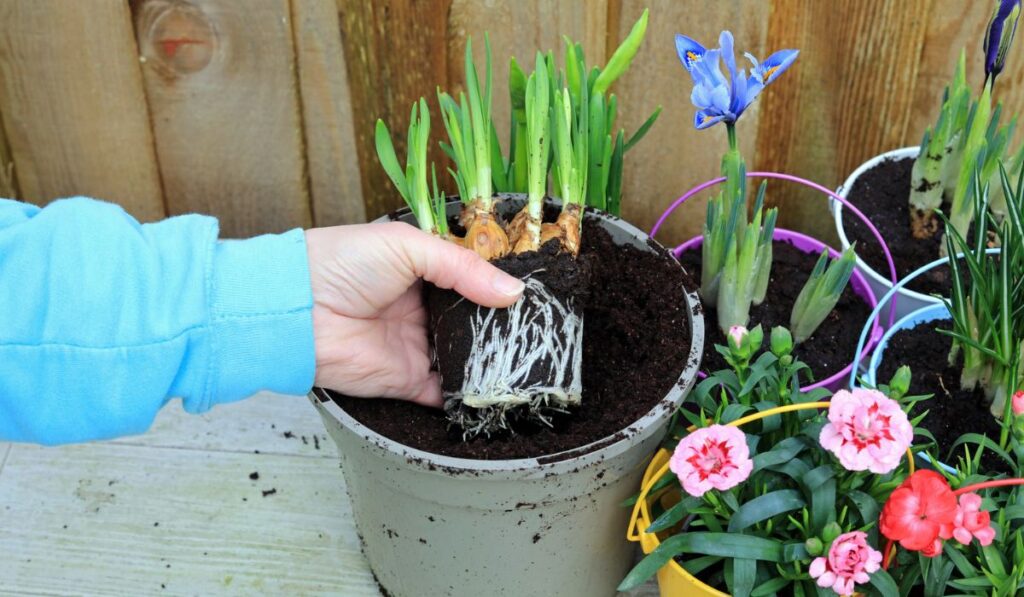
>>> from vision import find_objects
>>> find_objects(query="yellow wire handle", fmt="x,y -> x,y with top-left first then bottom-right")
627,402 -> 915,542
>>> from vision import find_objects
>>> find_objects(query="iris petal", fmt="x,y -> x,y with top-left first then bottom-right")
694,110 -> 725,130
757,49 -> 799,84
675,34 -> 707,75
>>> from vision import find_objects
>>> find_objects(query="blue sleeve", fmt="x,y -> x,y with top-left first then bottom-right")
0,197 -> 315,445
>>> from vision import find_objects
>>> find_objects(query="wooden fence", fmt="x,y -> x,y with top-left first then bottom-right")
0,0 -> 1021,244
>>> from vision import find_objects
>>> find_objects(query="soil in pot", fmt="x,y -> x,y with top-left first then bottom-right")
677,240 -> 870,380
327,215 -> 694,460
875,320 -> 1008,474
842,155 -> 955,296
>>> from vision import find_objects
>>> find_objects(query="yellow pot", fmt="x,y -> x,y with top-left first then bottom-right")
628,447 -> 728,596
626,402 -> 914,596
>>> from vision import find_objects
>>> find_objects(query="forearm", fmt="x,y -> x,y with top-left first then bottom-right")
0,198 -> 315,445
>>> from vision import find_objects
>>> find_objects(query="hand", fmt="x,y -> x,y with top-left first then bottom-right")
304,222 -> 525,407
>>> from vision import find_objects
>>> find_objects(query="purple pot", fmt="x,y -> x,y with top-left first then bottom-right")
676,227 -> 883,392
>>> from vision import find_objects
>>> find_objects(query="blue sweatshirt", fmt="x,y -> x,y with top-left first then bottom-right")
0,198 -> 315,445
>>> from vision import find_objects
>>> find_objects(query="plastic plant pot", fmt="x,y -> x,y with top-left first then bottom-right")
625,403 -> 915,596
850,248 -> 1001,474
309,196 -> 705,597
832,146 -> 946,325
675,229 -> 882,392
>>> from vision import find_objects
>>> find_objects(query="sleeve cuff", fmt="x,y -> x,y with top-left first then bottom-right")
199,228 -> 315,410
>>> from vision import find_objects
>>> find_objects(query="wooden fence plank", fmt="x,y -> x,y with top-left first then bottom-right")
290,0 -> 366,227
338,0 -> 453,221
133,0 -> 311,237
754,0 -> 932,241
448,0 -> 609,156
0,0 -> 165,220
613,0 -> 769,246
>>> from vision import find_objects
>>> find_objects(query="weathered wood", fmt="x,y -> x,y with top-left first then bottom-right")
614,0 -> 769,246
339,0 -> 454,221
448,0 -> 610,156
290,0 -> 366,227
0,1 -> 165,220
0,440 -> 380,596
111,392 -> 336,458
755,0 -> 931,242
133,0 -> 311,237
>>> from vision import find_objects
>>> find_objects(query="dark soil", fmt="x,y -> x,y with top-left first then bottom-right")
677,240 -> 871,382
328,215 -> 694,460
842,155 -> 953,296
426,240 -> 589,396
875,320 -> 1007,474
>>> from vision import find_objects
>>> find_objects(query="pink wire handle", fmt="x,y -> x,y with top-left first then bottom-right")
650,171 -> 899,329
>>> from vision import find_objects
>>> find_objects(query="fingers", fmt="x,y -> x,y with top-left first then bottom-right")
408,372 -> 444,408
387,222 -> 524,308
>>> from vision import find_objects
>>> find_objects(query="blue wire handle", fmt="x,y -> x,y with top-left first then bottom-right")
849,248 -> 1002,388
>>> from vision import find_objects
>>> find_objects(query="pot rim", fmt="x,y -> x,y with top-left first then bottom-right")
865,302 -> 951,387
675,227 -> 883,391
310,203 -> 705,476
831,146 -> 944,306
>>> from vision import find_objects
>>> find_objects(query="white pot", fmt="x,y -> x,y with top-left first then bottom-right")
830,146 -> 944,327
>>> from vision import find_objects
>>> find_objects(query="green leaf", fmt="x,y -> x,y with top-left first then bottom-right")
729,558 -> 756,597
646,496 -> 701,533
809,478 -> 836,534
593,8 -> 648,95
868,568 -> 900,597
751,576 -> 791,597
752,437 -> 807,471
624,106 -> 662,152
729,490 -> 805,532
374,119 -> 410,202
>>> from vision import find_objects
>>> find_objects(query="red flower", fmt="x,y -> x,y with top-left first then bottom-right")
880,470 -> 957,556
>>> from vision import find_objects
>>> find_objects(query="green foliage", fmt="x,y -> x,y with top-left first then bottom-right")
620,329 -> 914,596
716,183 -> 777,335
789,245 -> 857,345
943,163 -> 1024,420
525,52 -> 551,213
497,9 -> 659,216
374,98 -> 438,233
438,35 -> 495,208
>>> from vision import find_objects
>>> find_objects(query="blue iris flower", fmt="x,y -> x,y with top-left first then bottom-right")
984,0 -> 1022,81
675,31 -> 798,130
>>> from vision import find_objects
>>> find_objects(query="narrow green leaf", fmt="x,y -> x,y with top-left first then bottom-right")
728,490 -> 805,532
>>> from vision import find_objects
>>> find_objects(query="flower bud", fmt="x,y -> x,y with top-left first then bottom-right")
822,522 -> 843,545
1013,390 -> 1024,416
804,537 -> 823,556
770,326 -> 792,357
985,0 -> 1022,80
1013,415 -> 1024,444
889,366 -> 912,399
728,325 -> 748,349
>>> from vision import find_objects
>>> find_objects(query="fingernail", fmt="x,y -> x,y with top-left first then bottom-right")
492,272 -> 525,297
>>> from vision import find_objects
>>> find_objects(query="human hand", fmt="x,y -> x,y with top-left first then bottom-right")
304,222 -> 525,407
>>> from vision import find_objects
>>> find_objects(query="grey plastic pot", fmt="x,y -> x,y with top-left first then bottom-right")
309,196 -> 704,597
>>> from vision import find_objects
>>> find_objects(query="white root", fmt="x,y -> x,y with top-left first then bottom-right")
438,273 -> 584,437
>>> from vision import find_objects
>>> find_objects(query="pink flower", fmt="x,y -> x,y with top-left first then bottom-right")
809,531 -> 882,596
819,388 -> 913,474
669,425 -> 752,498
952,493 -> 996,546
728,325 -> 748,347
1013,390 -> 1024,416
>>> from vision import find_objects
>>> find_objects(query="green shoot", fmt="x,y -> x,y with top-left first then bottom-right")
374,98 -> 436,234
716,182 -> 776,335
552,80 -> 588,208
438,35 -> 495,209
943,163 -> 1024,419
910,52 -> 970,238
513,52 -> 551,253
789,245 -> 857,345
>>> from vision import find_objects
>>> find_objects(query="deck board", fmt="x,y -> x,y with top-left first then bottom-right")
109,392 -> 336,459
0,440 -> 380,596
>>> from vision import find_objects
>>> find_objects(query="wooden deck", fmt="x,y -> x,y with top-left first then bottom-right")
0,393 -> 658,596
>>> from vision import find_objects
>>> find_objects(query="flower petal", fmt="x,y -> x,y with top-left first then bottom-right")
675,34 -> 707,74
694,110 -> 725,130
756,49 -> 799,84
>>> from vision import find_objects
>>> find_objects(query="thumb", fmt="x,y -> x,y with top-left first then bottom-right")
387,222 -> 524,308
